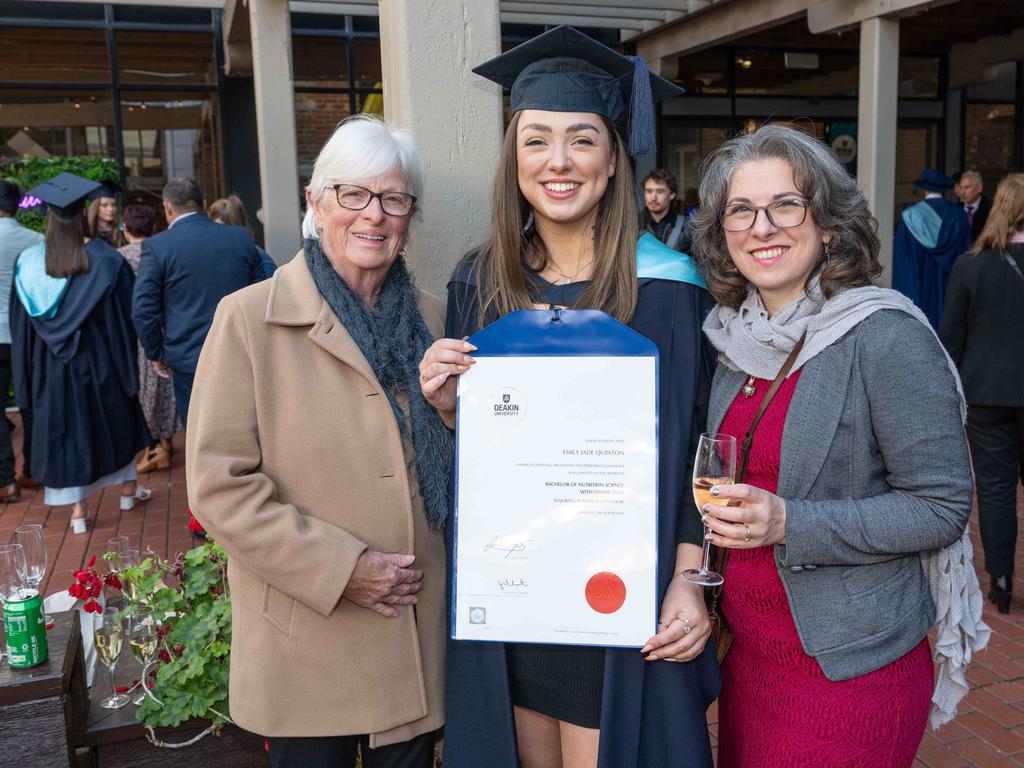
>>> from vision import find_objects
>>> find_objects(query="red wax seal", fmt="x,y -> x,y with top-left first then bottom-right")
585,571 -> 626,614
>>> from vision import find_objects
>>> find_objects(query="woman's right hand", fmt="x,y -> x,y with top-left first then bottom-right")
418,338 -> 476,428
343,551 -> 424,618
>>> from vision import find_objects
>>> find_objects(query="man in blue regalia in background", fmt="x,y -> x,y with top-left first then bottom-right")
893,169 -> 971,329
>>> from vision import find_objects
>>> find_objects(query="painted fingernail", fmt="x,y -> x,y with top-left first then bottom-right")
710,486 -> 720,497
640,645 -> 652,654
463,342 -> 476,351
705,533 -> 713,541
464,355 -> 475,364
700,515 -> 709,525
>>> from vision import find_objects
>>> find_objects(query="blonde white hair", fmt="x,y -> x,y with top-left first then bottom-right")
301,114 -> 425,239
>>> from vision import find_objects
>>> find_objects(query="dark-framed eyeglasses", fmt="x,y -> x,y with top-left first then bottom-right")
720,198 -> 809,232
331,184 -> 416,216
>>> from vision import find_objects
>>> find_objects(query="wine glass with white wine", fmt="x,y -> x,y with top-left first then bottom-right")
126,606 -> 157,705
682,432 -> 736,587
95,606 -> 129,709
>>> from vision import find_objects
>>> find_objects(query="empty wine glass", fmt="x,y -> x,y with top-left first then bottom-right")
0,543 -> 28,602
14,525 -> 50,622
0,543 -> 28,665
126,606 -> 157,705
95,605 -> 129,709
682,433 -> 737,587
106,536 -> 131,575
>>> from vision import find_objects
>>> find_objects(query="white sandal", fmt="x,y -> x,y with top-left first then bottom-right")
120,486 -> 153,511
70,516 -> 88,534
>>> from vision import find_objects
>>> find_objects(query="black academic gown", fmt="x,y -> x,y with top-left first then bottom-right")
10,240 -> 151,489
441,258 -> 721,768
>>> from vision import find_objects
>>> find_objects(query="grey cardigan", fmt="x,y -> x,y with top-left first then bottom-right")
707,309 -> 972,681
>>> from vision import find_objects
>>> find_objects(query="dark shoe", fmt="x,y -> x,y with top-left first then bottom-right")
0,482 -> 22,503
16,473 -> 40,491
992,574 -> 1013,614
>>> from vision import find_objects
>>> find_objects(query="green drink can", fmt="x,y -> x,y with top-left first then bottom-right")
3,590 -> 48,668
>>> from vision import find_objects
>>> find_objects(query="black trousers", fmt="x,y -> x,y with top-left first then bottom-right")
268,731 -> 436,768
966,404 -> 1024,577
0,344 -> 26,485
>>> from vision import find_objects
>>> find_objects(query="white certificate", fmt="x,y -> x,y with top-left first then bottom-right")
452,309 -> 658,648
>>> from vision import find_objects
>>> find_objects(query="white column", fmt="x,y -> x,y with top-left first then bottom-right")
379,0 -> 503,294
249,0 -> 302,263
856,16 -> 899,287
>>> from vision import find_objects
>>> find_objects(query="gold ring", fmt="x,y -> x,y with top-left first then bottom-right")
677,613 -> 692,635
744,524 -> 751,543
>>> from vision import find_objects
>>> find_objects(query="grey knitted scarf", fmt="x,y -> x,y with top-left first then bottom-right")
303,238 -> 452,528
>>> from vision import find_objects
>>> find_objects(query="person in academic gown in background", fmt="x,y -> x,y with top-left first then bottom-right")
10,172 -> 152,533
418,26 -> 719,768
893,169 -> 972,329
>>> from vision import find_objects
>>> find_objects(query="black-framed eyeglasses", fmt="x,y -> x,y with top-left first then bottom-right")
720,198 -> 809,232
331,184 -> 417,216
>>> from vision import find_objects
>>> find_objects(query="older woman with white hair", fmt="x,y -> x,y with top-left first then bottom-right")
186,115 -> 447,768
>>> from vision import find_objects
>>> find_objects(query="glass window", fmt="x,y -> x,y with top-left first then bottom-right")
964,103 -> 1016,196
352,39 -> 382,90
894,122 -> 938,224
966,62 -> 1017,102
1,26 -> 110,84
352,16 -> 380,34
291,13 -> 347,32
734,49 -> 859,97
295,91 -> 355,187
120,90 -> 222,205
292,35 -> 349,88
897,57 -> 939,98
660,120 -> 732,214
673,50 -> 728,96
0,89 -> 115,160
115,30 -> 216,85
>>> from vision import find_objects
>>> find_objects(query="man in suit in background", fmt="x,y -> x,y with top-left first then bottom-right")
956,170 -> 992,242
133,177 -> 263,423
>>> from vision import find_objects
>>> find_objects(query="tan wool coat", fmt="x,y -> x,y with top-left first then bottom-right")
186,253 -> 446,747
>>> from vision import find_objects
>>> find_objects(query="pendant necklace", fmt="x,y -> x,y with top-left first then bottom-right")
742,375 -> 756,398
548,259 -> 594,285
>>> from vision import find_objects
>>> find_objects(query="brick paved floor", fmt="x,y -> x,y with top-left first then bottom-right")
2,412 -> 1023,767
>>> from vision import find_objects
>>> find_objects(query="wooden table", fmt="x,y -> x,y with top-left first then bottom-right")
86,651 -> 267,767
0,610 -> 87,767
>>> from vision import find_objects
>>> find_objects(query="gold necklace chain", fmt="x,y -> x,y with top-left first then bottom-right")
547,258 -> 594,285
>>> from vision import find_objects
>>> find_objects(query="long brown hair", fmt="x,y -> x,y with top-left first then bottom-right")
86,197 -> 125,247
209,194 -> 249,228
476,112 -> 638,327
45,212 -> 89,277
970,173 -> 1024,255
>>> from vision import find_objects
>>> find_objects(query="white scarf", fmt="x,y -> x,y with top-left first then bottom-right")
703,278 -> 990,729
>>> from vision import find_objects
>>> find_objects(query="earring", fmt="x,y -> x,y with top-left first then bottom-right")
522,210 -> 535,235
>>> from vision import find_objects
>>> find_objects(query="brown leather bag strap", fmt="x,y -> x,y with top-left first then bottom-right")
711,332 -> 806,595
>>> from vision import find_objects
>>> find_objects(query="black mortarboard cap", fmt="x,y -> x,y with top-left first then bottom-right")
473,25 -> 685,157
87,178 -> 122,202
26,172 -> 102,220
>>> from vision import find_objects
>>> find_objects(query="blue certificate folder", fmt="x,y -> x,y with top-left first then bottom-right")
452,309 -> 660,648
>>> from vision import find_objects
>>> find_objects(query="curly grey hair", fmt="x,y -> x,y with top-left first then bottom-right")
690,124 -> 881,309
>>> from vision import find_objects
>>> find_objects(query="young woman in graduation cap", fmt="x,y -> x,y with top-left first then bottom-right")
419,26 -> 719,768
86,180 -> 126,249
10,172 -> 151,532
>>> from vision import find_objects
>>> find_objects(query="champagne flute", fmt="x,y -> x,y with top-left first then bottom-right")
95,606 -> 129,709
126,606 -> 157,705
682,432 -> 736,587
116,550 -> 141,602
106,536 -> 131,576
14,525 -> 50,622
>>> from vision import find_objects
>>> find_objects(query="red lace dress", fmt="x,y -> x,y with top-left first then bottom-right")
716,370 -> 933,768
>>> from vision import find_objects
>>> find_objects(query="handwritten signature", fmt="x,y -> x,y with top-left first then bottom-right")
498,577 -> 529,592
484,536 -> 528,559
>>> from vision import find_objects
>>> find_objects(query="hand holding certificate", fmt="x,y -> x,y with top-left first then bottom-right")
452,309 -> 658,648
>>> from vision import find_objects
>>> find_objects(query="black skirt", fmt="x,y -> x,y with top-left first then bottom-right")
506,643 -> 605,729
